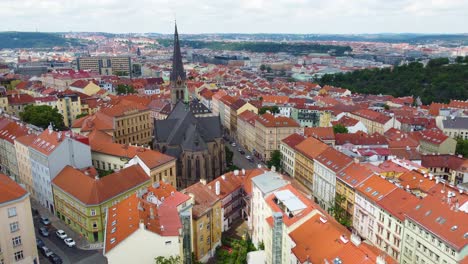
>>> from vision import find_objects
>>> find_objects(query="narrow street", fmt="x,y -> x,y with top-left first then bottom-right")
224,136 -> 265,170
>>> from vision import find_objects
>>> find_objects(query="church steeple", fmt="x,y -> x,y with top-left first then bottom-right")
170,22 -> 187,107
170,22 -> 186,83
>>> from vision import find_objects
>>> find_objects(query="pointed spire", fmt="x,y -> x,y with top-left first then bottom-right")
170,22 -> 186,83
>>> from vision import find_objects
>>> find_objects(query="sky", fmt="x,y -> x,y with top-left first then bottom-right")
0,0 -> 467,34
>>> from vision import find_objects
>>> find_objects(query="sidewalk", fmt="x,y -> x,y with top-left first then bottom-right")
31,199 -> 103,250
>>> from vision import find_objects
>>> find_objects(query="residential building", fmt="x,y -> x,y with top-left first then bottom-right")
56,91 -> 82,127
331,114 -> 368,133
14,134 -> 37,198
255,113 -> 302,161
279,133 -> 305,177
349,109 -> 401,134
237,110 -> 257,152
291,105 -> 321,127
353,176 -> 397,245
6,93 -> 34,117
229,99 -> 258,137
77,56 -> 132,76
52,165 -> 151,242
0,173 -> 39,264
421,154 -> 468,185
335,163 -> 374,226
183,181 -> 222,262
0,120 -> 29,181
29,126 -> 92,213
103,182 -> 194,264
41,70 -> 101,90
313,148 -> 353,211
293,137 -> 329,194
69,80 -> 101,96
304,127 -> 335,146
400,193 -> 468,264
413,129 -> 457,155
436,116 -> 468,140
126,149 -> 177,187
335,131 -> 388,151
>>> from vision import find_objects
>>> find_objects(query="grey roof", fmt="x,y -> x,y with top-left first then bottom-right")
170,23 -> 186,82
154,101 -> 222,158
443,117 -> 468,129
252,171 -> 288,195
274,189 -> 306,212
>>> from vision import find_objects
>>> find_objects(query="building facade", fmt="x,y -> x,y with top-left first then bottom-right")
77,56 -> 132,76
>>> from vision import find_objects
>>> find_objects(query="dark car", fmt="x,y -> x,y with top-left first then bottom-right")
240,150 -> 245,155
49,253 -> 63,264
36,238 -> 45,249
39,227 -> 49,237
40,217 -> 51,226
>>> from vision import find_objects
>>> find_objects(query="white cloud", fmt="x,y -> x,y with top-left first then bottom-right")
0,0 -> 466,33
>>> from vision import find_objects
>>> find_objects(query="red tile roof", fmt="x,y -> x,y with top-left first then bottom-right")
0,173 -> 28,204
280,133 -> 305,148
336,163 -> 374,188
352,109 -> 392,124
421,154 -> 468,171
52,165 -> 150,205
315,148 -> 353,173
135,149 -> 175,169
376,188 -> 420,221
294,137 -> 329,160
183,182 -> 220,218
30,129 -> 88,156
335,132 -> 388,146
398,170 -> 437,193
356,175 -> 397,203
256,113 -> 300,128
331,115 -> 359,127
304,127 -> 335,141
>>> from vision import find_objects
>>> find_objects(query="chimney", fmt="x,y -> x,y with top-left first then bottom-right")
215,181 -> 220,196
200,179 -> 207,185
242,169 -> 246,175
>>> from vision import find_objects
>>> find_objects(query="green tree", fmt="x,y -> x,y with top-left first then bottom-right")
260,64 -> 266,71
75,112 -> 89,119
330,194 -> 352,227
259,106 -> 280,115
114,71 -> 129,76
116,84 -> 136,95
456,137 -> 468,158
20,105 -> 65,130
154,255 -> 181,264
383,104 -> 390,110
267,150 -> 281,170
8,80 -> 22,90
225,146 -> 234,166
266,66 -> 272,73
333,124 -> 348,134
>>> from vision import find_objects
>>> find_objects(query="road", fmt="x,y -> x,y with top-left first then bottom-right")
225,136 -> 265,170
33,210 -> 107,264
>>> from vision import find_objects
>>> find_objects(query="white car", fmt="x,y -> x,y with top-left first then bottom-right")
64,238 -> 76,247
56,230 -> 67,240
231,142 -> 236,147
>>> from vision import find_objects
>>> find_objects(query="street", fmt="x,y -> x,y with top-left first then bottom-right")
225,136 -> 265,170
32,202 -> 107,264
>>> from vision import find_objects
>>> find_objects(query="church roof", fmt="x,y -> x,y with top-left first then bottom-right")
170,23 -> 186,83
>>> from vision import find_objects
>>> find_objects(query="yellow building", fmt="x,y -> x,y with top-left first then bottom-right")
293,137 -> 329,194
14,135 -> 37,198
348,109 -> 401,134
184,181 -> 222,262
69,80 -> 102,96
56,92 -> 82,127
335,163 -> 374,225
237,110 -> 257,151
0,174 -> 39,264
0,95 -> 8,113
255,113 -> 302,161
319,110 -> 332,127
52,165 -> 151,242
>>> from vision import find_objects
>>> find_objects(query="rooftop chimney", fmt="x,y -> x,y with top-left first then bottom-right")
200,179 -> 207,185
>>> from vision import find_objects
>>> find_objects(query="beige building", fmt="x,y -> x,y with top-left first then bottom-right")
279,133 -> 305,177
57,92 -> 82,127
436,116 -> 468,140
349,109 -> 401,134
77,56 -> 132,76
14,135 -> 37,198
255,113 -> 302,161
0,174 -> 39,264
0,120 -> 29,182
237,110 -> 257,152
415,129 -> 457,155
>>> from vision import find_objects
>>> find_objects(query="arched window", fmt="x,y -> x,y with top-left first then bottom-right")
181,90 -> 184,100
187,158 -> 192,179
176,90 -> 180,100
195,157 -> 201,179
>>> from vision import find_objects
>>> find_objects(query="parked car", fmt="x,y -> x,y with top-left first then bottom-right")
40,217 -> 51,226
36,238 -> 45,249
56,230 -> 67,240
231,142 -> 236,147
41,246 -> 53,258
245,155 -> 254,162
39,227 -> 49,237
49,253 -> 63,264
240,150 -> 245,155
64,238 -> 76,247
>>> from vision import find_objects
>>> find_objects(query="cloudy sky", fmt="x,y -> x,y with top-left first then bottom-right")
0,0 -> 467,34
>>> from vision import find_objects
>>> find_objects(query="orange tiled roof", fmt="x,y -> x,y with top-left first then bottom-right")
336,163 -> 374,188
135,149 -> 175,169
256,113 -> 300,128
281,133 -> 305,148
315,148 -> 353,173
352,109 -> 392,124
376,188 -> 420,221
0,173 -> 28,204
294,137 -> 329,160
52,165 -> 150,205
183,182 -> 220,218
331,115 -> 359,127
30,129 -> 88,156
304,127 -> 335,141
356,175 -> 397,202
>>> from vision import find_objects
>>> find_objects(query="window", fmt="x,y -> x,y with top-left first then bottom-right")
200,235 -> 203,242
199,223 -> 203,230
14,251 -> 24,261
12,236 -> 22,247
8,207 -> 17,217
10,222 -> 19,233
165,241 -> 172,245
91,209 -> 96,216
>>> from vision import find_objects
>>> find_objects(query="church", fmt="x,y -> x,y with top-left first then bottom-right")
153,24 -> 226,189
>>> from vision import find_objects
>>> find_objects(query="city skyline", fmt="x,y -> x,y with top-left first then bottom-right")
1,0 -> 467,34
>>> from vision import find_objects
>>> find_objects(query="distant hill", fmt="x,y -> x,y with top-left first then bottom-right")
319,57 -> 468,104
0,32 -> 83,48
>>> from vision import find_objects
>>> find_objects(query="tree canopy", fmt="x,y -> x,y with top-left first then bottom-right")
456,137 -> 468,158
0,32 -> 83,48
259,106 -> 280,115
320,57 -> 468,104
333,124 -> 348,134
19,105 -> 65,130
116,84 -> 136,95
154,255 -> 181,264
267,150 -> 282,171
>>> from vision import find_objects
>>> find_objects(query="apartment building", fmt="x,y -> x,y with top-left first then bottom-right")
437,116 -> 468,140
279,133 -> 305,177
401,193 -> 468,264
14,135 -> 37,198
127,149 -> 177,187
0,120 -> 29,182
52,165 -> 151,242
77,56 -> 132,76
313,148 -> 353,212
413,129 -> 457,155
237,110 -> 257,152
29,127 -> 92,213
421,154 -> 468,185
293,137 -> 329,194
56,92 -> 82,127
255,113 -> 302,161
0,174 -> 39,264
103,182 -> 194,264
349,109 -> 401,134
183,182 -> 222,262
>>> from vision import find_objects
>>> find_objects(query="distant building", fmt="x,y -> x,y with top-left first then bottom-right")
77,56 -> 132,76
0,173 -> 39,264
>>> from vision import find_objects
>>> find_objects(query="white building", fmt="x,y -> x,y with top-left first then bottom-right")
279,133 -> 304,177
29,126 -> 92,213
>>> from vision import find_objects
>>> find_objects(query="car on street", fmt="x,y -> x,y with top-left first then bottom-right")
49,253 -> 63,264
231,142 -> 236,147
245,155 -> 254,162
41,246 -> 53,258
39,227 -> 49,237
40,217 -> 51,226
64,237 -> 76,247
56,230 -> 67,240
240,150 -> 245,155
36,238 -> 45,249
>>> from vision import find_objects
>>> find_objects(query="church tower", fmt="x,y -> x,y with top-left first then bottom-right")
170,23 -> 187,107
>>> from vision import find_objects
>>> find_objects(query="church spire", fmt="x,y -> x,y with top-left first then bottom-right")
170,22 -> 186,83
